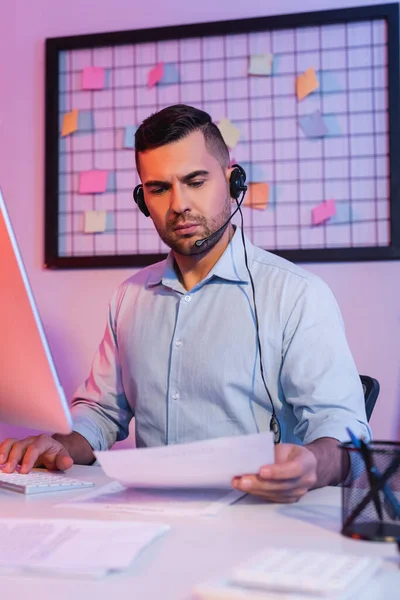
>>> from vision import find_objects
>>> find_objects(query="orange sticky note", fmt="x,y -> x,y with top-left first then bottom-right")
244,183 -> 269,210
82,66 -> 105,90
79,170 -> 108,194
148,62 -> 164,88
61,109 -> 78,137
296,67 -> 319,101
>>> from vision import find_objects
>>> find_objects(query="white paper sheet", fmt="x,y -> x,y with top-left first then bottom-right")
0,518 -> 169,579
59,481 -> 245,516
95,431 -> 274,489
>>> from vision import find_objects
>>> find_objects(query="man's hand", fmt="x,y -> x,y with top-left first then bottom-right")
232,437 -> 347,503
232,443 -> 318,503
0,435 -> 74,474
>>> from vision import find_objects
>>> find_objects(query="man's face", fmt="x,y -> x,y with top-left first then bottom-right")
137,130 -> 231,256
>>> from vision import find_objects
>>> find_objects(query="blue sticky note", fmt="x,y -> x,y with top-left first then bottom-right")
159,63 -> 180,86
106,172 -> 116,193
240,162 -> 268,183
124,125 -> 138,149
318,71 -> 342,93
105,211 -> 115,231
299,111 -> 328,138
324,115 -> 342,137
330,201 -> 354,224
78,110 -> 94,133
268,184 -> 281,208
104,69 -> 112,89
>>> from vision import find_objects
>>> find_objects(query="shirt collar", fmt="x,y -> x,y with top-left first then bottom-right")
147,227 -> 253,292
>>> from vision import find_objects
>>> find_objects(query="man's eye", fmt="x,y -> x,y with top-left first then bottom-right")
150,188 -> 165,195
189,181 -> 205,188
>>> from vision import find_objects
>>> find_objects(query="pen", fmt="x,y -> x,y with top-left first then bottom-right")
346,428 -> 400,521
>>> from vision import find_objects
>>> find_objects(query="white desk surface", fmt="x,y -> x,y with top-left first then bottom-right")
0,464 -> 398,599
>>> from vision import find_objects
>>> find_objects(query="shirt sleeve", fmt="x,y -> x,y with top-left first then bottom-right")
280,276 -> 371,446
70,290 -> 134,451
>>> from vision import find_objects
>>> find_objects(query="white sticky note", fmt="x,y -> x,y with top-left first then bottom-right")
217,118 -> 241,149
84,210 -> 107,233
248,53 -> 274,76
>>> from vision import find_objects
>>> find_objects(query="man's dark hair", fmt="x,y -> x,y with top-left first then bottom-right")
134,104 -> 230,171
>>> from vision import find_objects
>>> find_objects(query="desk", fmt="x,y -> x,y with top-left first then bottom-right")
0,465 -> 398,599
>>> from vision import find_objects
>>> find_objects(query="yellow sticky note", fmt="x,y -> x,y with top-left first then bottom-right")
244,183 -> 269,211
296,67 -> 319,101
61,109 -> 78,137
248,53 -> 274,76
84,210 -> 107,233
217,118 -> 241,149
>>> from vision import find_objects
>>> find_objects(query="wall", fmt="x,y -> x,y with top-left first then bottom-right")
0,0 -> 399,444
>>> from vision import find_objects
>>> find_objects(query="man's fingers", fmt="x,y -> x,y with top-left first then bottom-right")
232,475 -> 308,502
2,438 -> 36,472
20,440 -> 73,473
0,437 -> 31,465
55,453 -> 74,471
232,474 -> 301,494
258,461 -> 304,481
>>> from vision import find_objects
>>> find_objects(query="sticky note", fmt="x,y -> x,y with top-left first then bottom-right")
240,162 -> 268,183
82,66 -> 105,90
61,109 -> 78,137
299,110 -> 328,138
84,210 -> 107,233
312,199 -> 336,225
78,110 -> 94,133
248,53 -> 274,76
296,67 -> 319,101
148,62 -> 164,88
218,118 -> 241,149
124,125 -> 138,149
79,170 -> 108,194
244,183 -> 269,211
159,63 -> 180,85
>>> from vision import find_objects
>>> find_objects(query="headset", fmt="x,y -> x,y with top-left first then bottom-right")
133,164 -> 282,443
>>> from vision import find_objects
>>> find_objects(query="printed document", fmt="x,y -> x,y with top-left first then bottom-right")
0,518 -> 169,579
59,481 -> 245,516
95,431 -> 274,489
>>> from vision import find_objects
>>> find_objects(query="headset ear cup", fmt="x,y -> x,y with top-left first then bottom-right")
133,185 -> 150,217
229,164 -> 247,200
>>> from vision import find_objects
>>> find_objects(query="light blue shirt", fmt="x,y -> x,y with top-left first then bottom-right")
71,228 -> 370,451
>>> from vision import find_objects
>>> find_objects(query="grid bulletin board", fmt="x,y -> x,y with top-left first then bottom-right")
45,3 -> 400,268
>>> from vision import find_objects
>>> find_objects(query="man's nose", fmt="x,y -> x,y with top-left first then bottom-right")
169,185 -> 190,214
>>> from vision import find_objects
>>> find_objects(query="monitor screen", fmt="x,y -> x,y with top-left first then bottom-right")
0,189 -> 72,434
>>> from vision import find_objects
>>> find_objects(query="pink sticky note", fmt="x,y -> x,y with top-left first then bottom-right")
79,170 -> 108,194
148,62 -> 164,88
312,199 -> 336,225
82,66 -> 105,90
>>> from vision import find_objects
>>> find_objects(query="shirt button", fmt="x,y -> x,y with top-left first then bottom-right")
175,339 -> 183,347
184,295 -> 191,303
172,391 -> 180,400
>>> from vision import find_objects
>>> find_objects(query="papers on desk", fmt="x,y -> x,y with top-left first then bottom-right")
94,431 -> 274,489
59,481 -> 245,517
0,518 -> 168,579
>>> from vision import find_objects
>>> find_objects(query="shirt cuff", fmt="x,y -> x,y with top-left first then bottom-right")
72,416 -> 109,452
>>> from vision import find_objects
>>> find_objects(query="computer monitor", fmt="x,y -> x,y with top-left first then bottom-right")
0,189 -> 72,434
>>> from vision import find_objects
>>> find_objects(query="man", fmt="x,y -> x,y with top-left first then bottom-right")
0,104 -> 370,503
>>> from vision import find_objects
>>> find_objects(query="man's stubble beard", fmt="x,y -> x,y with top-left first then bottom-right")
155,195 -> 232,256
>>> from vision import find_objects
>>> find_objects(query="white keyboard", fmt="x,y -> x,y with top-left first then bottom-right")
0,467 -> 95,495
229,547 -> 382,597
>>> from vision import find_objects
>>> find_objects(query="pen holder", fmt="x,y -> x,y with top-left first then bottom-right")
340,441 -> 400,541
